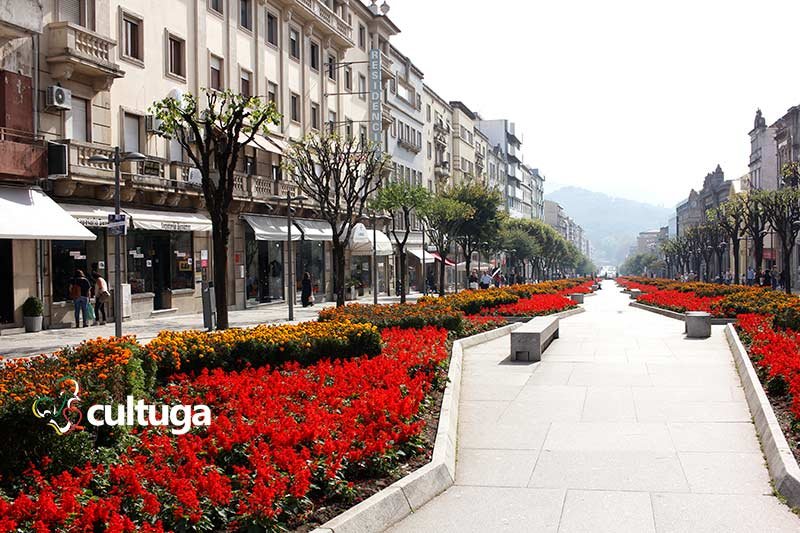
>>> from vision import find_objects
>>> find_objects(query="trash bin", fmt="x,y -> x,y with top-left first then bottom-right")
569,293 -> 585,304
685,311 -> 711,338
202,281 -> 216,331
629,288 -> 642,299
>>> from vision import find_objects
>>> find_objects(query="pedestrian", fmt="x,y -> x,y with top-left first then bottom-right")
771,265 -> 780,290
762,269 -> 772,288
301,271 -> 313,307
469,270 -> 479,290
479,270 -> 492,290
92,270 -> 110,325
69,269 -> 92,328
724,271 -> 732,285
746,267 -> 755,286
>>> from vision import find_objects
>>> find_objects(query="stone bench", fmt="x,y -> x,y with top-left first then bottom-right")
510,316 -> 559,362
569,293 -> 585,304
629,288 -> 642,299
685,311 -> 711,338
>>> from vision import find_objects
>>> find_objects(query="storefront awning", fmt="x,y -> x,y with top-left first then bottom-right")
239,132 -> 283,156
293,219 -> 333,241
432,252 -> 457,267
60,203 -> 130,228
0,185 -> 96,240
123,208 -> 212,232
408,248 -> 436,264
350,223 -> 393,256
241,214 -> 300,241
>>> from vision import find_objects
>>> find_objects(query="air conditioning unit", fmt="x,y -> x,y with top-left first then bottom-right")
47,142 -> 68,178
46,86 -> 72,111
145,115 -> 162,134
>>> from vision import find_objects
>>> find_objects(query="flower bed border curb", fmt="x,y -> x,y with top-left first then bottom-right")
629,301 -> 736,325
311,321 -> 524,533
724,324 -> 800,508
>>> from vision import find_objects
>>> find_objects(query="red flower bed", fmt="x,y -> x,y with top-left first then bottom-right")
481,294 -> 577,317
0,327 -> 449,532
737,314 -> 800,419
638,289 -> 723,315
616,279 -> 659,293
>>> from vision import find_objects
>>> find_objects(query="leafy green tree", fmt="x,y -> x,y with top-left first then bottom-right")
760,187 -> 800,293
371,182 -> 431,303
151,89 -> 280,329
620,252 -> 659,276
420,197 -> 474,296
448,183 -> 503,288
282,133 -> 389,306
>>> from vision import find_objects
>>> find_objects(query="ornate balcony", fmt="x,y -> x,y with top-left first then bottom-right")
398,137 -> 421,153
434,161 -> 450,179
295,0 -> 354,47
45,22 -> 124,91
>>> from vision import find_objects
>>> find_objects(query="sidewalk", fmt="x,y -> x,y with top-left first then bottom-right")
0,292 -> 421,358
389,280 -> 800,532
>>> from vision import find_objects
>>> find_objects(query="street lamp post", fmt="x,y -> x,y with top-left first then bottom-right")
269,191 -> 307,321
362,212 -> 391,304
421,222 -> 427,296
88,148 -> 145,337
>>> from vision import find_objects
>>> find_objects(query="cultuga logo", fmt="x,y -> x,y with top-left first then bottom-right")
32,377 -> 211,436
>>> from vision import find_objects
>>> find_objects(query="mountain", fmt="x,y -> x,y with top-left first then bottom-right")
544,186 -> 672,266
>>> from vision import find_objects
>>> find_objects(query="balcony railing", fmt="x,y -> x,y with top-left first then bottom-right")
398,137 -> 421,153
434,161 -> 450,178
296,0 -> 353,46
0,127 -> 47,181
45,22 -> 123,90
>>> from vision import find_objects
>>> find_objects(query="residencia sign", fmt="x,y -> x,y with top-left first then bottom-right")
368,48 -> 382,154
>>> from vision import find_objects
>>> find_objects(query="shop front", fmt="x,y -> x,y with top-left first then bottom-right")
240,215 -> 295,307
349,223 -> 393,299
407,248 -> 436,293
293,219 -> 332,303
0,185 -> 96,330
123,208 -> 212,317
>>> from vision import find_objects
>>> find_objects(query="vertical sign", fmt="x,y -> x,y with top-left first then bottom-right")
368,48 -> 383,154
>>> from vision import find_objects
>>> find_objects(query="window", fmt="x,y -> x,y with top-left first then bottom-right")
239,0 -> 252,30
291,93 -> 300,122
267,82 -> 278,106
244,155 -> 256,175
358,74 -> 366,100
209,55 -> 223,91
427,142 -> 432,159
344,66 -> 352,90
123,113 -> 141,152
310,103 -> 319,130
167,34 -> 185,78
391,119 -> 396,138
426,104 -> 431,122
121,11 -> 142,62
51,232 -> 105,302
60,0 -> 94,30
310,41 -> 319,71
327,110 -> 336,133
359,125 -> 367,145
209,0 -> 223,14
67,96 -> 89,142
266,11 -> 278,46
345,118 -> 353,138
358,24 -> 366,49
327,54 -> 336,80
240,69 -> 251,97
289,28 -> 300,59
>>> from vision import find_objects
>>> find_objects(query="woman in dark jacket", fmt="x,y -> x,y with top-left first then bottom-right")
301,272 -> 313,307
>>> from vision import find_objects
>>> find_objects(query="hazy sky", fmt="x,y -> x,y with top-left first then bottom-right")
387,0 -> 800,207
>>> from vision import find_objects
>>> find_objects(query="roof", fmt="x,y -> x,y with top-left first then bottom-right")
450,101 -> 478,120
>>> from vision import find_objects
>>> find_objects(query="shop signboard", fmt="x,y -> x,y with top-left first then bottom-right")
108,214 -> 127,236
368,48 -> 382,154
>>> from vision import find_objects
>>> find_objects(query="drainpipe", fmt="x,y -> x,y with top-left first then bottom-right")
33,34 -> 45,320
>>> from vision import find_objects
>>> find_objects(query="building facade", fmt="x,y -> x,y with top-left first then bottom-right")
748,109 -> 779,191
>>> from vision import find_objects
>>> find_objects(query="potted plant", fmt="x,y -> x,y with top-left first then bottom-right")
22,296 -> 43,333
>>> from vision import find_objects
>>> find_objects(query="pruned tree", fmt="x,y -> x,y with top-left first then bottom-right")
370,181 -> 430,303
741,190 -> 769,273
448,183 -> 503,288
760,187 -> 800,294
282,133 -> 389,306
707,197 -> 745,283
151,89 -> 280,329
420,197 -> 474,296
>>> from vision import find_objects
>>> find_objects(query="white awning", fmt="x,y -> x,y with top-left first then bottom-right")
350,223 -> 393,256
0,186 -> 96,240
293,218 -> 333,241
60,203 -> 130,228
123,208 -> 212,232
242,214 -> 300,241
238,132 -> 283,156
408,248 -> 436,264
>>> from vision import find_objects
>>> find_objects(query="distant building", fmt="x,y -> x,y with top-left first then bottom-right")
636,229 -> 662,255
748,109 -> 779,191
675,165 -> 737,236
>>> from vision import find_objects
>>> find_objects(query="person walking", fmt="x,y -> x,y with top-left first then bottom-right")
70,269 -> 92,328
479,271 -> 492,290
92,270 -> 110,325
746,267 -> 755,286
762,269 -> 772,288
469,270 -> 479,290
301,271 -> 313,307
771,265 -> 780,290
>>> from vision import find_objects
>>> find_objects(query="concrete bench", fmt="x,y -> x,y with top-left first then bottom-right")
629,288 -> 642,299
569,293 -> 585,304
510,316 -> 559,362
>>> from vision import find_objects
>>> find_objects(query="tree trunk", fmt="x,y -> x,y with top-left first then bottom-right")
333,244 -> 346,307
438,257 -> 446,297
732,240 -> 741,284
398,250 -> 407,304
754,237 -> 764,273
212,219 -> 229,329
717,252 -> 724,283
783,243 -> 793,295
463,248 -> 472,290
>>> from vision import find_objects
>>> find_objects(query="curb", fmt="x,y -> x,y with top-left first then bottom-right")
311,321 -> 523,533
724,324 -> 800,508
629,301 -> 736,325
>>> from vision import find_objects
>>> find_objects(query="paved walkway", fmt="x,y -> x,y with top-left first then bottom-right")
0,293 -> 421,357
389,280 -> 800,532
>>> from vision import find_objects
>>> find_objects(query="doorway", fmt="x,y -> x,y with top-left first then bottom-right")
0,240 -> 13,323
151,235 -> 171,310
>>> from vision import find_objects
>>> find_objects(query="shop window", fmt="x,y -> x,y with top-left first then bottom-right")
245,227 -> 284,304
51,230 -> 107,302
126,230 -> 193,303
296,241 -> 325,296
